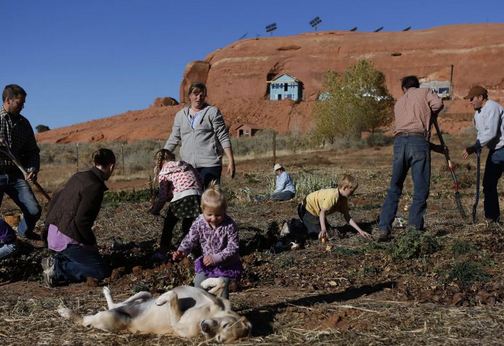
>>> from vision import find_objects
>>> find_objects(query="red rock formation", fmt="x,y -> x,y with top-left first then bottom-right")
37,24 -> 504,143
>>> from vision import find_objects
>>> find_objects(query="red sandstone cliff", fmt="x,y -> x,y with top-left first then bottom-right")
37,24 -> 504,143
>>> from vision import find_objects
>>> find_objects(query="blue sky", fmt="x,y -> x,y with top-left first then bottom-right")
1,0 -> 502,129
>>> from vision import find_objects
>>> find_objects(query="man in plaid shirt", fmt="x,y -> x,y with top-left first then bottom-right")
0,84 -> 41,240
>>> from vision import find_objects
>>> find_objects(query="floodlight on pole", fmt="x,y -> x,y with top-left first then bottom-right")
373,26 -> 384,32
402,26 -> 411,31
265,23 -> 277,36
349,26 -> 358,32
309,16 -> 322,31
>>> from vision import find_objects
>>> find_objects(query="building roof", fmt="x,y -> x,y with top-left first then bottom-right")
268,73 -> 301,83
235,123 -> 263,130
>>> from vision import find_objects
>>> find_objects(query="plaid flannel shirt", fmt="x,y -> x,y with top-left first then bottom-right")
0,107 -> 40,173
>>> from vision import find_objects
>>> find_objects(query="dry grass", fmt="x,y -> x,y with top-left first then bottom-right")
1,133 -> 504,344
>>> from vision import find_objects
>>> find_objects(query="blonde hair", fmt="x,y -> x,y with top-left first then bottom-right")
338,174 -> 358,190
201,181 -> 227,212
153,149 -> 176,183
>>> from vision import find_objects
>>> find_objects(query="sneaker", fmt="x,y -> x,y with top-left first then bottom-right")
375,229 -> 391,242
41,256 -> 56,287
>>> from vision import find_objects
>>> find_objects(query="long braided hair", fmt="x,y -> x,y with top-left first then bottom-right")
153,149 -> 175,185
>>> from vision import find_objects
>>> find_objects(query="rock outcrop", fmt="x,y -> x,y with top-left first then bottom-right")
37,24 -> 504,143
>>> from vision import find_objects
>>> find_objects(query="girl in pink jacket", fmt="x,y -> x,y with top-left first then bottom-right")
150,149 -> 202,260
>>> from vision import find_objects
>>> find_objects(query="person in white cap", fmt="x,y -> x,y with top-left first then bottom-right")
271,163 -> 295,201
462,85 -> 504,223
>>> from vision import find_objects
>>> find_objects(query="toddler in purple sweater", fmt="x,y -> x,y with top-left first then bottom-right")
173,182 -> 242,299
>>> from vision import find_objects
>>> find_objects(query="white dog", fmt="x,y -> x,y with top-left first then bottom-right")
58,278 -> 252,343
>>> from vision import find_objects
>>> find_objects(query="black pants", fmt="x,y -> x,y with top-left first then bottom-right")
196,166 -> 222,189
160,209 -> 195,251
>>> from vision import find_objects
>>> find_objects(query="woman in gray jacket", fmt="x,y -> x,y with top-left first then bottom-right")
164,83 -> 235,188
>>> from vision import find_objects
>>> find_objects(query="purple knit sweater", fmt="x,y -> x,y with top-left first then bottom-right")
178,214 -> 242,279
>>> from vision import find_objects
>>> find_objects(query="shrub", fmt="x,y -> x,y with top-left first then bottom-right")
294,172 -> 337,198
35,124 -> 50,133
390,230 -> 440,260
444,260 -> 491,287
451,240 -> 476,257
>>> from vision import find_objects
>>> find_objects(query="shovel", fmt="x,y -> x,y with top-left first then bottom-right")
0,145 -> 51,202
431,117 -> 466,219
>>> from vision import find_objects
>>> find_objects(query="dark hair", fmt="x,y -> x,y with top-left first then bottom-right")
188,82 -> 207,96
401,76 -> 420,90
92,148 -> 116,166
2,84 -> 27,102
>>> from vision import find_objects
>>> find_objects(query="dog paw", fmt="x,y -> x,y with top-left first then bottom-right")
156,291 -> 177,306
57,305 -> 72,319
201,277 -> 224,290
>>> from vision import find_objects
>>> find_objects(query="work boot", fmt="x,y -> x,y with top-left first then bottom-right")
375,229 -> 391,242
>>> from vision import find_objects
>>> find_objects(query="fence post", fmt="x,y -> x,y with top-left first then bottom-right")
121,144 -> 125,175
272,131 -> 277,165
76,143 -> 79,172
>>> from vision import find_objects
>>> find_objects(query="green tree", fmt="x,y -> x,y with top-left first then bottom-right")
313,60 -> 393,143
35,124 -> 50,133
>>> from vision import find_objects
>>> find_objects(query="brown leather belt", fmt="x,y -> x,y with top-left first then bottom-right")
395,132 -> 425,137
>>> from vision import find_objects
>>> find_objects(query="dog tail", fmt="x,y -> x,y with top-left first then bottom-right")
58,304 -> 84,325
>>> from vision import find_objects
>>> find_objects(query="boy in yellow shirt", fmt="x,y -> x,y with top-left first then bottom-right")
298,174 -> 372,240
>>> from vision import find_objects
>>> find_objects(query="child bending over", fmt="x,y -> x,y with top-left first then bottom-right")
298,174 -> 372,240
172,182 -> 242,299
150,149 -> 202,260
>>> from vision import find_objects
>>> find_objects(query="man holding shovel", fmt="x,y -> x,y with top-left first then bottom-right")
377,76 -> 444,241
0,84 -> 41,240
462,86 -> 504,223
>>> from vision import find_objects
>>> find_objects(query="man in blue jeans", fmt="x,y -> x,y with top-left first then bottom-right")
462,86 -> 504,223
0,84 -> 41,240
377,76 -> 444,241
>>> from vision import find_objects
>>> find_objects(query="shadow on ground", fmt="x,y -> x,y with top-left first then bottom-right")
245,281 -> 396,336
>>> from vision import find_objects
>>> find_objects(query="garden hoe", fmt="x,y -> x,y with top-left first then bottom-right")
472,148 -> 481,223
0,142 -> 51,202
432,117 -> 466,219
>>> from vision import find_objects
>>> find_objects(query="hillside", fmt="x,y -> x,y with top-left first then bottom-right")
37,23 -> 504,143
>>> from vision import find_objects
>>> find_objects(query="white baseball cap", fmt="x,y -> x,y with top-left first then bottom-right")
273,163 -> 283,171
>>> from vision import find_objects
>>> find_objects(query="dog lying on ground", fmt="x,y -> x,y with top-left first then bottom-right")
58,278 -> 252,343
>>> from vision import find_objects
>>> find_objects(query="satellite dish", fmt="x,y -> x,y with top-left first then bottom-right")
373,26 -> 384,32
402,26 -> 411,31
349,26 -> 358,32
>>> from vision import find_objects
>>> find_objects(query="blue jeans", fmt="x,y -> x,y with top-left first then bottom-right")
0,174 -> 41,237
0,242 -> 16,259
53,244 -> 110,284
271,191 -> 295,201
379,135 -> 431,231
197,166 -> 222,189
482,147 -> 504,221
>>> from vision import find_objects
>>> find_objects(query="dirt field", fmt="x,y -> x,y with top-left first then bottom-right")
2,134 -> 504,345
